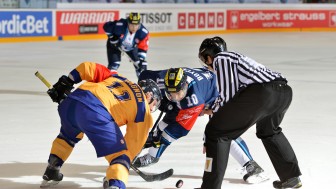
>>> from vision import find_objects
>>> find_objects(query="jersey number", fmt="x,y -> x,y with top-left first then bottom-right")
107,82 -> 131,101
186,94 -> 199,107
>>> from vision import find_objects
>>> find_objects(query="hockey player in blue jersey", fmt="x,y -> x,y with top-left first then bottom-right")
103,12 -> 149,77
133,67 -> 269,183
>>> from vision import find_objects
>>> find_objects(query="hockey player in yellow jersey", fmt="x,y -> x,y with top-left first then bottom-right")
40,62 -> 162,189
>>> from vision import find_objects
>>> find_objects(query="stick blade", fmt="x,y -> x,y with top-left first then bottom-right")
144,168 -> 174,182
130,165 -> 173,182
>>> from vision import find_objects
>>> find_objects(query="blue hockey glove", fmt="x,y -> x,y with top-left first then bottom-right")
47,75 -> 74,104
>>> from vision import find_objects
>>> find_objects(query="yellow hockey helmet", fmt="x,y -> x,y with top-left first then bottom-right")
128,12 -> 141,25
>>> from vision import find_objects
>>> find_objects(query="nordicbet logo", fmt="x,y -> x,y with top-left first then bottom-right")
0,12 -> 52,37
0,15 -> 49,34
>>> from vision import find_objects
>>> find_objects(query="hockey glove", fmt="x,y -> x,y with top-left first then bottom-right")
108,35 -> 120,47
138,57 -> 148,72
47,75 -> 74,104
152,129 -> 163,148
158,98 -> 174,112
134,58 -> 147,77
144,132 -> 154,148
144,129 -> 162,148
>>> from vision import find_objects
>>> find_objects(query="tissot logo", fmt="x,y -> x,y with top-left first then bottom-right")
132,12 -> 173,24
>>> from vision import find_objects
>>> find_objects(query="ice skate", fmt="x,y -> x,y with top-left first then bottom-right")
40,165 -> 63,188
103,177 -> 122,189
243,160 -> 269,184
132,153 -> 159,168
273,177 -> 302,189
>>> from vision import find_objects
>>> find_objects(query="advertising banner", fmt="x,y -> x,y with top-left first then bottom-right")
177,11 -> 225,30
0,11 -> 52,37
120,10 -> 226,33
227,10 -> 336,29
56,10 -> 119,36
209,0 -> 301,3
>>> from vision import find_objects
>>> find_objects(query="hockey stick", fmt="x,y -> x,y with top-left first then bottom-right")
35,71 -> 173,182
35,71 -> 52,89
130,110 -> 175,182
130,164 -> 173,182
150,110 -> 164,133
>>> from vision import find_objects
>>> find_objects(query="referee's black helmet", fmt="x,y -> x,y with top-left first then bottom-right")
198,36 -> 227,65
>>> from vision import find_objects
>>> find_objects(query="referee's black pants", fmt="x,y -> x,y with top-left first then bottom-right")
201,81 -> 301,189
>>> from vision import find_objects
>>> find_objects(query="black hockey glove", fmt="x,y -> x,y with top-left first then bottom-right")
47,75 -> 74,104
144,132 -> 154,149
139,57 -> 148,71
134,57 -> 148,77
158,98 -> 174,112
108,35 -> 120,47
144,129 -> 162,149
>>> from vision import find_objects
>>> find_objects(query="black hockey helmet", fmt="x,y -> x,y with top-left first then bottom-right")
138,79 -> 162,112
198,36 -> 227,66
164,68 -> 188,102
128,12 -> 141,25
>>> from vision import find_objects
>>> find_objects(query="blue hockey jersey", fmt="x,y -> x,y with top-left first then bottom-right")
139,68 -> 218,132
103,18 -> 149,58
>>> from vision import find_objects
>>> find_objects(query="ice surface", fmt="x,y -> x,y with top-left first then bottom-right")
1,32 -> 335,188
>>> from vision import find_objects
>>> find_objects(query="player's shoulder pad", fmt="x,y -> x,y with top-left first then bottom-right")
185,67 -> 215,81
140,24 -> 149,34
116,18 -> 127,26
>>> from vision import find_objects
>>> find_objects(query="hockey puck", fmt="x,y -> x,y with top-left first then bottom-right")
176,179 -> 183,188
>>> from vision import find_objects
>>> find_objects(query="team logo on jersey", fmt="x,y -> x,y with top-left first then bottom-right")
204,157 -> 213,172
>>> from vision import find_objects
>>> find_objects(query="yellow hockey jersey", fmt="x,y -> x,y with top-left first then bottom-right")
69,62 -> 153,160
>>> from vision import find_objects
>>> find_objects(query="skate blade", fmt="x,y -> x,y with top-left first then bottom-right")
245,172 -> 270,184
40,180 -> 60,188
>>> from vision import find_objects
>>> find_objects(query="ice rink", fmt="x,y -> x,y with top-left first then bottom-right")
0,32 -> 335,189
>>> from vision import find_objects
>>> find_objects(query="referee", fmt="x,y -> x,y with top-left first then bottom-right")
198,36 -> 302,189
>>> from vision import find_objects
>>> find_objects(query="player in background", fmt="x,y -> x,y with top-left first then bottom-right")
40,62 -> 162,189
133,67 -> 268,183
103,12 -> 149,77
198,36 -> 302,189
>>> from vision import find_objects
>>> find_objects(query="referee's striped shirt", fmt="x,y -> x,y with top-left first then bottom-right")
212,51 -> 286,112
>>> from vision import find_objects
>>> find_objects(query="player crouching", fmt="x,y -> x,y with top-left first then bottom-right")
39,62 -> 162,189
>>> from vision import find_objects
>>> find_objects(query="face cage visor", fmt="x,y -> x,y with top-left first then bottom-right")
164,83 -> 188,102
149,93 -> 161,113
